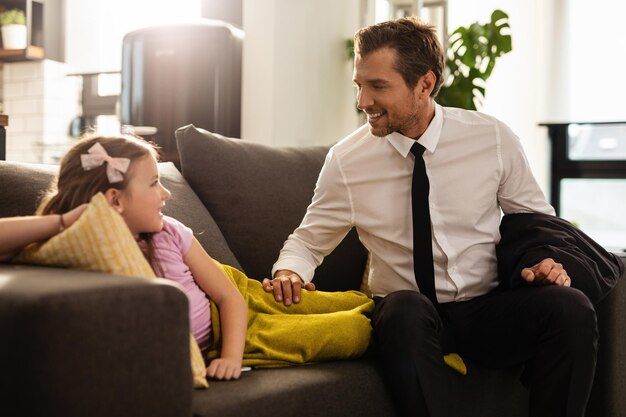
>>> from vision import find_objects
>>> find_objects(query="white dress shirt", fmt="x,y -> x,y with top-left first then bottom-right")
272,104 -> 555,302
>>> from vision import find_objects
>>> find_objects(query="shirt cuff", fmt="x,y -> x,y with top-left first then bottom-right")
271,257 -> 316,284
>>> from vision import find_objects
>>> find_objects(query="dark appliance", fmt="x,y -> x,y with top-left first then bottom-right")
120,20 -> 243,163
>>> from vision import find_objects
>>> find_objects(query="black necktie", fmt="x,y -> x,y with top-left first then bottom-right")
411,142 -> 437,306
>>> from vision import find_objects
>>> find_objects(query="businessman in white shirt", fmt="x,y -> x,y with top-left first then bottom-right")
264,17 -> 597,417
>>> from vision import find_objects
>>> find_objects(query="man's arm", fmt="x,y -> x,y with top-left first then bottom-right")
266,149 -> 353,305
496,121 -> 554,216
494,122 -> 574,288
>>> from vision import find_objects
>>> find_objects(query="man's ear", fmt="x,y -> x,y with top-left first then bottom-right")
417,71 -> 436,97
103,188 -> 124,213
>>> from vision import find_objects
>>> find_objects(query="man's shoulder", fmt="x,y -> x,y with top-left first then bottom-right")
440,105 -> 501,128
330,124 -> 390,162
332,124 -> 371,151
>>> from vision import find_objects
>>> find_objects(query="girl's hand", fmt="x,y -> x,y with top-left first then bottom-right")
206,357 -> 243,380
62,203 -> 89,229
0,203 -> 90,262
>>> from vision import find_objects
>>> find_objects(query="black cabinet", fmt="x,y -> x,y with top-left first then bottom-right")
541,121 -> 626,250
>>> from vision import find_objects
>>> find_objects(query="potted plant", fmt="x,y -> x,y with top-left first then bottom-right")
436,10 -> 512,110
0,8 -> 27,50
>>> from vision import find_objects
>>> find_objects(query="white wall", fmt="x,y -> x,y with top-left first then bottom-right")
447,0 -> 626,194
241,0 -> 362,146
240,0 -> 555,191
64,0 -> 201,73
55,0 -> 626,163
446,0 -> 555,193
566,0 -> 626,122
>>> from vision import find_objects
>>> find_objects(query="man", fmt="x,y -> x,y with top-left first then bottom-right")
263,17 -> 597,417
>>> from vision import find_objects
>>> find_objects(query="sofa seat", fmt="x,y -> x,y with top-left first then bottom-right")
192,358 -> 529,417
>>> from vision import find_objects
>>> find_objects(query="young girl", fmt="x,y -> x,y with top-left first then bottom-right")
0,134 -> 247,381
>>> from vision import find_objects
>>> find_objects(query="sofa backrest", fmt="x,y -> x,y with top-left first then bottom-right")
175,124 -> 369,292
0,160 -> 242,271
0,160 -> 57,218
1,132 -> 369,293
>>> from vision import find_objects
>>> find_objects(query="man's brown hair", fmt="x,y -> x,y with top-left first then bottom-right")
354,16 -> 445,96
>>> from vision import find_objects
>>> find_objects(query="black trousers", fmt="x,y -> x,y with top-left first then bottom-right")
372,285 -> 598,417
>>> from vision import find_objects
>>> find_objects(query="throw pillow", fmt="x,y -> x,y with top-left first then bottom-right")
14,192 -> 209,388
175,124 -> 369,291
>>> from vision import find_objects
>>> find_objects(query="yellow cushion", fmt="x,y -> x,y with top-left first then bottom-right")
14,192 -> 209,388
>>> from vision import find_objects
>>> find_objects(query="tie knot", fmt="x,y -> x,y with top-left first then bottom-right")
411,142 -> 426,157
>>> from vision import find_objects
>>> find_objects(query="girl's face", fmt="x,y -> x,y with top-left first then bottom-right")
114,155 -> 171,236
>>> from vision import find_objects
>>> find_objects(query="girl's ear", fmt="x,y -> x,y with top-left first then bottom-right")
103,188 -> 124,213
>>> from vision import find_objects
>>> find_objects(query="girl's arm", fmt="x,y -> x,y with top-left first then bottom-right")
184,237 -> 247,380
0,204 -> 88,262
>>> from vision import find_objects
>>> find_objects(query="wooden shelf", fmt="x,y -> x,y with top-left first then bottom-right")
0,45 -> 44,61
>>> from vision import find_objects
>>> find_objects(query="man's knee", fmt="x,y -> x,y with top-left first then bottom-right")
373,290 -> 441,341
539,286 -> 598,343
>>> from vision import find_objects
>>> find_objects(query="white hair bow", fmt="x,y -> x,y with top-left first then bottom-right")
80,142 -> 131,183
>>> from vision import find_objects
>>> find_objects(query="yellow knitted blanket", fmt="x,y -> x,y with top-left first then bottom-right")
208,263 -> 375,367
209,263 -> 467,375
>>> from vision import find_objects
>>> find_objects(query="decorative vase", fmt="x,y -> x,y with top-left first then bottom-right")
1,24 -> 27,49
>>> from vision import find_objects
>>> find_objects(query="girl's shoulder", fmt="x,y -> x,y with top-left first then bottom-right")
162,215 -> 191,234
155,216 -> 193,253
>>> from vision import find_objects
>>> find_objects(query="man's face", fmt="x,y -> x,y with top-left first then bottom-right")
353,47 -> 430,139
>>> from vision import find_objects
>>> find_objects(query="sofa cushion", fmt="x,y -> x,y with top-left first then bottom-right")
159,162 -> 241,269
175,125 -> 369,291
0,160 -> 241,270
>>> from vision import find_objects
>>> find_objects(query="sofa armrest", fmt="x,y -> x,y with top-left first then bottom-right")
0,265 -> 193,417
588,252 -> 626,417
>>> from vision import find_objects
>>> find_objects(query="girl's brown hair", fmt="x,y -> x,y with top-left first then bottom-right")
39,134 -> 163,274
39,134 -> 159,215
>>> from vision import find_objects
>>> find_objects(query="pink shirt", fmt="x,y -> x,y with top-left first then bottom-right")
151,216 -> 212,353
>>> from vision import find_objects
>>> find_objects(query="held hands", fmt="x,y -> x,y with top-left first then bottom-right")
521,258 -> 571,287
262,270 -> 316,306
206,356 -> 243,380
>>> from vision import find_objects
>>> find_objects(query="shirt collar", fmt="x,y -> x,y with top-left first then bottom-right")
386,102 -> 443,157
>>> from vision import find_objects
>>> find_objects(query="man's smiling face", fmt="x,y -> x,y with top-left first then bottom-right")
353,47 -> 432,139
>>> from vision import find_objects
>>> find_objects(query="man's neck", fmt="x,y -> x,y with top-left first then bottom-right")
403,99 -> 436,140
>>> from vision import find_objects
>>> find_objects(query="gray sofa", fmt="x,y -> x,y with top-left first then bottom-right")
0,124 -> 624,417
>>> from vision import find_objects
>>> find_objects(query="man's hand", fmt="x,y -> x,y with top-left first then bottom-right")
262,270 -> 316,306
521,258 -> 571,287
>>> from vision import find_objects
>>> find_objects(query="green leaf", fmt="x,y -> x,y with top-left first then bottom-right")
436,9 -> 512,110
